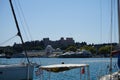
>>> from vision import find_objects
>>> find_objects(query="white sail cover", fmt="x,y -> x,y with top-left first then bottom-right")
40,64 -> 89,72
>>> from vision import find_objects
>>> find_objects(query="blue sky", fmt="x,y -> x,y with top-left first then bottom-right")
0,0 -> 118,46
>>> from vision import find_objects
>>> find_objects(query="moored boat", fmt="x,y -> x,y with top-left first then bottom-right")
99,0 -> 120,80
0,0 -> 36,80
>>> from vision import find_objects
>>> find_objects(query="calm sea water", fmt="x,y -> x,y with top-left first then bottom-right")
0,58 -> 118,80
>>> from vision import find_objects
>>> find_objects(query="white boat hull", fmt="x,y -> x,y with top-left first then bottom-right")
0,63 -> 34,80
100,71 -> 120,80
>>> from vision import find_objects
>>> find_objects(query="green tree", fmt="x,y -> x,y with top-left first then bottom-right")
0,49 -> 3,54
80,46 -> 96,54
33,46 -> 43,50
66,46 -> 77,52
98,46 -> 112,56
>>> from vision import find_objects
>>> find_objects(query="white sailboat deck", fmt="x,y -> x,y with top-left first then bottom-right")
0,63 -> 26,68
100,71 -> 120,80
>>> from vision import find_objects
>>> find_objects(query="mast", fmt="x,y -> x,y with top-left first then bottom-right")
109,0 -> 113,76
117,0 -> 120,70
118,0 -> 120,45
9,0 -> 30,63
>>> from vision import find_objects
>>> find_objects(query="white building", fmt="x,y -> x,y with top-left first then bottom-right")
45,45 -> 53,56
